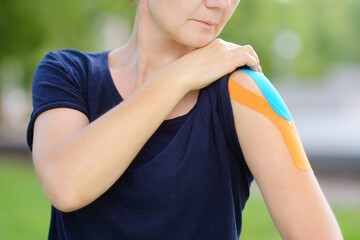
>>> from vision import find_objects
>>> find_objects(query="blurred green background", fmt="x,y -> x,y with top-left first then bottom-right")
0,0 -> 359,239
1,0 -> 360,90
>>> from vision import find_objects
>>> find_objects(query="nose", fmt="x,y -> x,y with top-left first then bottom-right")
204,0 -> 231,10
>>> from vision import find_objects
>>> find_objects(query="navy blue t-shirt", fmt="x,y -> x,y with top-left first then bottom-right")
27,49 -> 254,240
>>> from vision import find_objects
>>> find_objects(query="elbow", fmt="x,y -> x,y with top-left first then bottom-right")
46,185 -> 85,213
51,195 -> 82,213
40,172 -> 87,212
35,160 -> 89,212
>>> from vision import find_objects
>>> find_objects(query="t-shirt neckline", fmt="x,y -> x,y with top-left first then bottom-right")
102,50 -> 201,126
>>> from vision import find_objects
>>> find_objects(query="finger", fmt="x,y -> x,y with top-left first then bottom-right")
235,52 -> 259,72
228,44 -> 261,72
248,64 -> 260,72
227,43 -> 260,64
246,55 -> 260,72
243,45 -> 260,65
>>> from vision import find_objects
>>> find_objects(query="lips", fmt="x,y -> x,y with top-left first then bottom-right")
193,19 -> 215,27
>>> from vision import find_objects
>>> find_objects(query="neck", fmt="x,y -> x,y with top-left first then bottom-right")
112,1 -> 195,87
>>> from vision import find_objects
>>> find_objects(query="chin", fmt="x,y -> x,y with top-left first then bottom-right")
176,33 -> 215,48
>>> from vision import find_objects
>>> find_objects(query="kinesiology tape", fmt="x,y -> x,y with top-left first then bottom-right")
229,69 -> 312,171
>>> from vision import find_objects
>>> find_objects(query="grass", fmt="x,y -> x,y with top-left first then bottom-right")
0,156 -> 50,240
1,155 -> 359,239
241,192 -> 360,239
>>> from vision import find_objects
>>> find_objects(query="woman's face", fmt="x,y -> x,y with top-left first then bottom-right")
147,0 -> 240,47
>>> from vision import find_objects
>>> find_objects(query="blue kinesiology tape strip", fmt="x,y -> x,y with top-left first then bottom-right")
237,69 -> 293,121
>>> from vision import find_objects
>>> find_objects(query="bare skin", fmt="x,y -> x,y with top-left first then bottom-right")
32,0 -> 343,238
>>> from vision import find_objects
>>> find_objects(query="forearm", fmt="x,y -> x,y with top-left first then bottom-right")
36,72 -> 187,212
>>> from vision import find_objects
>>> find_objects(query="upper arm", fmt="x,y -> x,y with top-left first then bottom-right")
29,50 -> 91,161
229,69 -> 310,173
228,70 -> 308,209
32,108 -> 89,173
27,50 -> 89,150
228,70 -> 342,239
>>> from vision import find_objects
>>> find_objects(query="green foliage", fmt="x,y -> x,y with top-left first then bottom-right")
220,0 -> 360,78
0,0 -> 136,89
0,0 -> 359,89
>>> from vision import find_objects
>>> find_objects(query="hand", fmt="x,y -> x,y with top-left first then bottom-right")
165,38 -> 262,92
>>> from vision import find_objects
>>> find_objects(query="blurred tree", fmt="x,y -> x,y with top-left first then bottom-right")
0,0 -> 136,89
0,0 -> 359,93
221,0 -> 360,79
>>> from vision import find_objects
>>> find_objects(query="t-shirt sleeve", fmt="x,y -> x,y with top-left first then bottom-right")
26,50 -> 89,151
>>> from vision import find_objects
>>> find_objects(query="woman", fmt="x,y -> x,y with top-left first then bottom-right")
27,0 -> 343,239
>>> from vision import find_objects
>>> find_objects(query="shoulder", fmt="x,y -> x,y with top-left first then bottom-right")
37,49 -> 107,82
42,48 -> 104,68
229,69 -> 265,98
33,49 -> 103,91
229,69 -> 292,121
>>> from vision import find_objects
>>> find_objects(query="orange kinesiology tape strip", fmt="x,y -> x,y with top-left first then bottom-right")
228,77 -> 312,171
